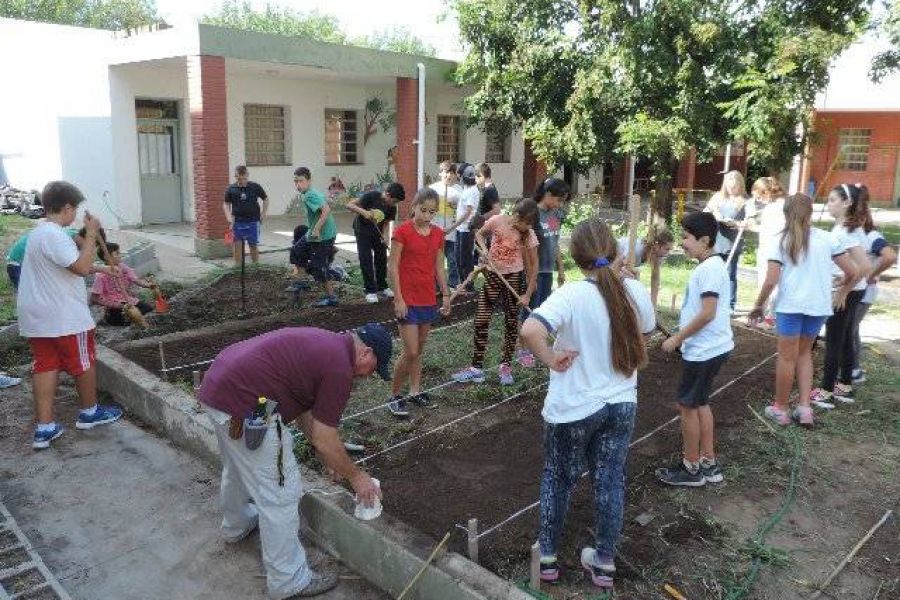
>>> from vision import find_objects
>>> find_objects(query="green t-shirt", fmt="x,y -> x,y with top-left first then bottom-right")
6,227 -> 77,263
303,188 -> 337,242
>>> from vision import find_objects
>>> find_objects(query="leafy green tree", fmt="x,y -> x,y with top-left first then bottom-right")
202,1 -> 346,43
353,26 -> 437,56
871,0 -> 900,81
0,0 -> 159,30
453,0 -> 869,217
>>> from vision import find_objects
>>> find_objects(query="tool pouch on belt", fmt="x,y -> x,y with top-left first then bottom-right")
243,417 -> 268,451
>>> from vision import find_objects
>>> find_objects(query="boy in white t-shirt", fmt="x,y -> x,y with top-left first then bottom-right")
449,163 -> 480,291
658,212 -> 734,487
17,181 -> 123,450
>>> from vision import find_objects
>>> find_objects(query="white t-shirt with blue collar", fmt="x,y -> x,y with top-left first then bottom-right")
678,255 -> 734,362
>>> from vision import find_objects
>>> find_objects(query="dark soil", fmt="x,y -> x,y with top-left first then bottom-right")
367,327 -> 777,595
117,293 -> 479,376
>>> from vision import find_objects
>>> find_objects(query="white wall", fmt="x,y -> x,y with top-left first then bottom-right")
109,60 -> 193,225
0,19 -> 119,226
817,35 -> 900,110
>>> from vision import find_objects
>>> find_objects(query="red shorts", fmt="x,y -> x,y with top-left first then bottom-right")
29,330 -> 96,377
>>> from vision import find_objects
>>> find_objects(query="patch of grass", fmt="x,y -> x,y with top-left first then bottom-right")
0,214 -> 36,324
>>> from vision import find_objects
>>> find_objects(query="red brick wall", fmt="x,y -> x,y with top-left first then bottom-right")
522,141 -> 547,198
188,55 -> 229,242
805,110 -> 900,205
394,77 -> 418,220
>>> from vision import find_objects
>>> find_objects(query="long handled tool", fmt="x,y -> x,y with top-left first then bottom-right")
626,193 -> 641,267
724,222 -> 746,269
396,532 -> 451,600
474,237 -> 531,312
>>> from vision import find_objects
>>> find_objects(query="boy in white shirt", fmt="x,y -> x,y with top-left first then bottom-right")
659,212 -> 734,486
449,163 -> 480,291
428,162 -> 462,288
17,181 -> 123,450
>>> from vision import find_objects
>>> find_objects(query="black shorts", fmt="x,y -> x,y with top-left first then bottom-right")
677,351 -> 731,408
291,234 -> 336,283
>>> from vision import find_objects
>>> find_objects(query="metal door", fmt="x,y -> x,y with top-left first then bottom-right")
137,118 -> 182,224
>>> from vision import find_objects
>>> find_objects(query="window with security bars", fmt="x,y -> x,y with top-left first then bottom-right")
324,109 -> 360,164
485,124 -> 511,163
437,115 -> 463,163
244,104 -> 288,166
836,129 -> 871,171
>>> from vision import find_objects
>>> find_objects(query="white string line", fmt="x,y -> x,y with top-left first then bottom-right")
353,382 -> 549,465
473,351 -> 779,541
158,298 -> 480,374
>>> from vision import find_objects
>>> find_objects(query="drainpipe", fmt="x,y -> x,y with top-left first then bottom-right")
416,63 -> 425,190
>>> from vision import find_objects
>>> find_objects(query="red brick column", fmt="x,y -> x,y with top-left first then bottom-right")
188,55 -> 230,258
522,141 -> 548,197
394,77 -> 418,221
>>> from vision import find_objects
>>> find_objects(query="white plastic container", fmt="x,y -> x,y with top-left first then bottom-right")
354,478 -> 382,521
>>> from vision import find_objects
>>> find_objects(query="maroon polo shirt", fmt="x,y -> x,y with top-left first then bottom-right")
198,328 -> 354,427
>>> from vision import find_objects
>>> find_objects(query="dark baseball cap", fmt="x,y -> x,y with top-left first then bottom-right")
356,322 -> 392,380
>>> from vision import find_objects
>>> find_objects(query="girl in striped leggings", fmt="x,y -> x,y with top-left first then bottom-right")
452,199 -> 539,386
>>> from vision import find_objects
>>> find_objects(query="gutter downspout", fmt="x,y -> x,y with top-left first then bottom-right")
416,63 -> 425,190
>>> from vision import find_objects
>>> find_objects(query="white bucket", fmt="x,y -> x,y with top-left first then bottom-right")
354,478 -> 382,521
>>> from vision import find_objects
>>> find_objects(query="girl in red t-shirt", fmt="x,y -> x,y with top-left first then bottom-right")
386,188 -> 452,417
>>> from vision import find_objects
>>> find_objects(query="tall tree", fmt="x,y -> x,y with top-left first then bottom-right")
202,1 -> 346,43
0,0 -> 159,30
353,26 -> 437,56
453,0 -> 869,216
871,0 -> 900,81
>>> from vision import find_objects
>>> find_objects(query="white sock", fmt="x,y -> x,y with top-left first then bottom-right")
80,404 -> 98,417
36,422 -> 58,433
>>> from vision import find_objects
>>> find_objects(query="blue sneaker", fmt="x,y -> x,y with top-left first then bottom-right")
313,295 -> 338,307
451,366 -> 485,383
0,374 -> 22,388
33,424 -> 64,450
76,405 -> 123,430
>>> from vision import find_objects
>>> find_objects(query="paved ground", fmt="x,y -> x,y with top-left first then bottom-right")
0,375 -> 387,600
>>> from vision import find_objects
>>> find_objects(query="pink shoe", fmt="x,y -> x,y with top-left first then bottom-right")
791,405 -> 814,428
763,404 -> 791,426
515,349 -> 535,368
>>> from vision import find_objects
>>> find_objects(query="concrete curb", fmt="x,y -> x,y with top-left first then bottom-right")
96,343 -> 532,600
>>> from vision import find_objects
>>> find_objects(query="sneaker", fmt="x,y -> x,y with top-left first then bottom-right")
76,405 -> 123,430
224,514 -> 258,544
0,374 -> 22,388
851,369 -> 866,385
656,459 -> 705,487
810,388 -> 836,410
387,396 -> 409,418
451,366 -> 485,384
33,424 -> 64,450
580,547 -> 615,589
284,280 -> 311,293
409,392 -> 434,408
763,404 -> 791,426
380,288 -> 394,299
833,383 -> 855,403
699,458 -> 723,483
365,293 -> 379,304
791,405 -> 815,428
498,362 -> 514,386
286,569 -> 339,598
313,295 -> 338,307
515,349 -> 535,368
539,555 -> 560,583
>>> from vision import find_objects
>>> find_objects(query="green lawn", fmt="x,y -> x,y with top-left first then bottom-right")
0,214 -> 37,324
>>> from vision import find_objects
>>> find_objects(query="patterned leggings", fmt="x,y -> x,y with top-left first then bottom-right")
539,402 -> 636,560
472,270 -> 523,368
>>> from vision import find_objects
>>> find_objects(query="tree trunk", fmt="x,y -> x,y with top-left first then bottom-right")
651,153 -> 677,224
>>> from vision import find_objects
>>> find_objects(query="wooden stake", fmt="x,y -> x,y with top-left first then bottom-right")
192,370 -> 202,392
664,583 -> 688,600
626,193 -> 641,267
467,518 -> 479,563
670,293 -> 678,312
811,510 -> 893,599
529,542 -> 540,591
396,532 -> 451,600
158,340 -> 168,382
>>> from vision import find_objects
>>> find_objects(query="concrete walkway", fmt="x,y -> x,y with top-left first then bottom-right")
0,374 -> 387,600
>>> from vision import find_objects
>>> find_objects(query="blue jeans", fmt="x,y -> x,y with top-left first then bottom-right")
539,402 -> 636,559
444,238 -> 459,288
456,230 -> 475,290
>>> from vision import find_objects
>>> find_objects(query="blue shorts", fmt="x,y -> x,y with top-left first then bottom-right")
775,313 -> 827,338
232,221 -> 260,246
399,305 -> 439,325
